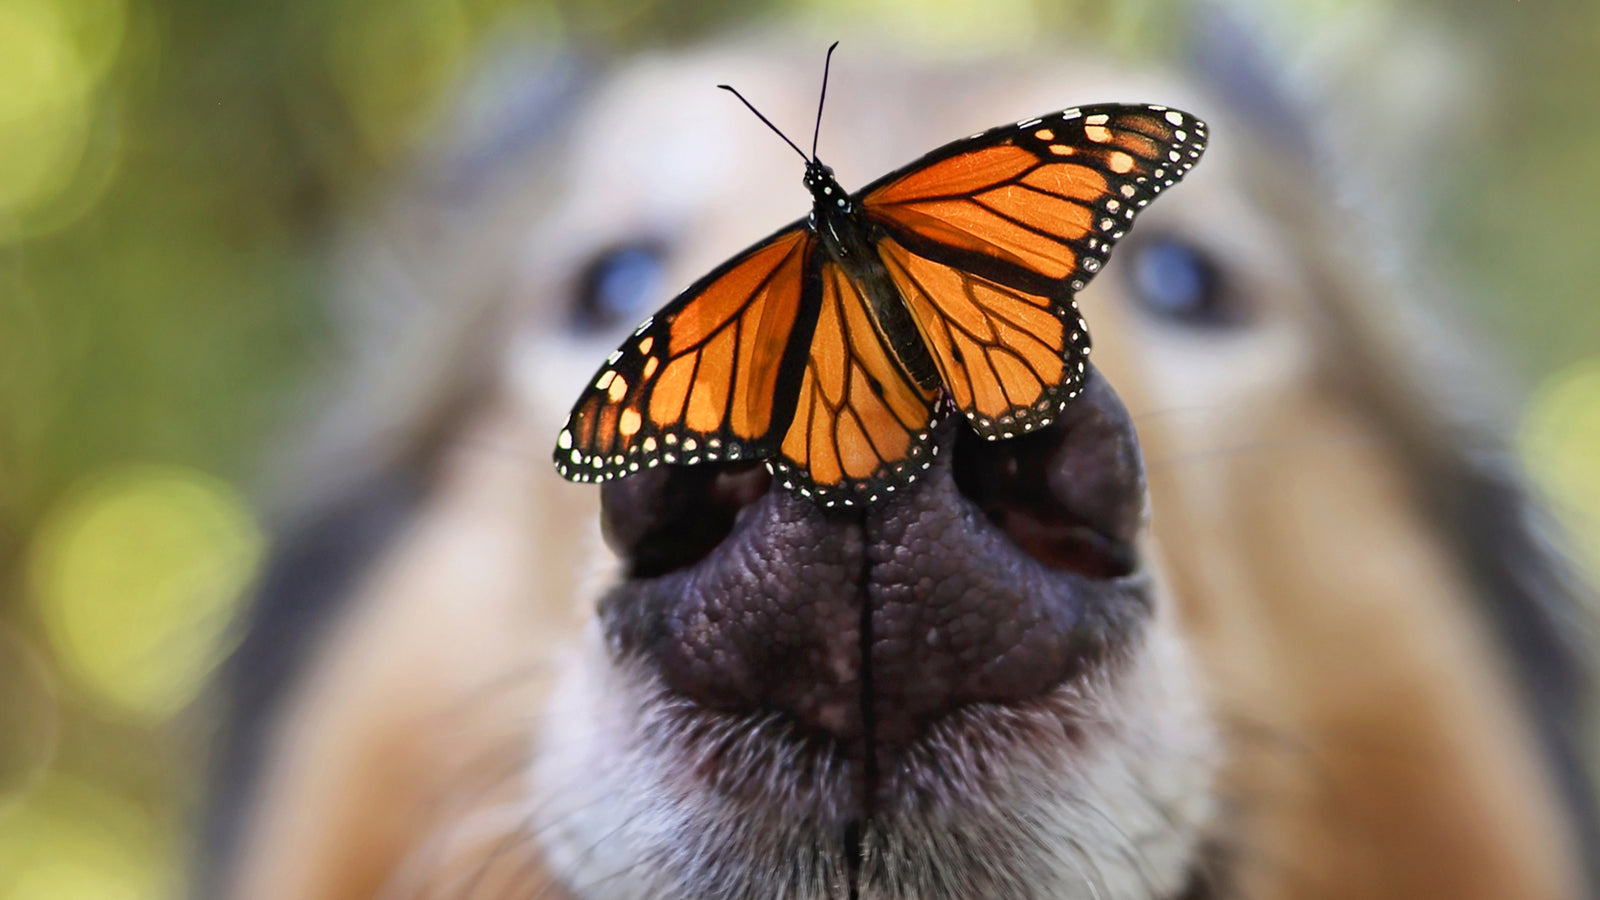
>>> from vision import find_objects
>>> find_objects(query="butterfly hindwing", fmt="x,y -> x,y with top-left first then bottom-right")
770,260 -> 938,506
554,225 -> 816,482
878,235 -> 1091,439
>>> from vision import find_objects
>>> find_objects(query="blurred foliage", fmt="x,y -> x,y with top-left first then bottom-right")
1422,0 -> 1600,375
29,464 -> 262,720
0,0 -> 1594,896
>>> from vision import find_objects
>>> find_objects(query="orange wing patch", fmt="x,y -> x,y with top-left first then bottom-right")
879,236 -> 1090,439
866,144 -> 1037,206
868,200 -> 1081,280
665,234 -> 802,353
771,262 -> 937,506
555,227 -> 812,483
863,105 -> 1207,294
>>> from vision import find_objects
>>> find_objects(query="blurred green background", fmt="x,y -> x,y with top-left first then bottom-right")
0,0 -> 1595,895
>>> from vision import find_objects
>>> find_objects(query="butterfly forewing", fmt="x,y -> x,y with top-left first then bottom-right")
554,225 -> 816,482
859,103 -> 1206,436
770,261 -> 937,506
861,104 -> 1208,296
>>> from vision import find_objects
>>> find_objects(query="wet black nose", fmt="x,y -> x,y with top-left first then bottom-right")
599,365 -> 1148,785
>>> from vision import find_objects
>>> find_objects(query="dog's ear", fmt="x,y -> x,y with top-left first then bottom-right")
1183,2 -> 1479,215
325,43 -> 594,341
1187,8 -> 1600,886
266,44 -> 597,516
324,42 -> 595,333
207,43 -> 599,900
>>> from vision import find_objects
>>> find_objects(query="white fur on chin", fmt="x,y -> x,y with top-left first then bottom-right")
533,603 -> 1216,900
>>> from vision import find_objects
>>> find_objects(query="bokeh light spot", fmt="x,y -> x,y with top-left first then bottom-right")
28,465 -> 265,721
0,776 -> 171,900
0,0 -> 126,241
1520,356 -> 1600,585
52,0 -> 129,83
0,0 -> 94,216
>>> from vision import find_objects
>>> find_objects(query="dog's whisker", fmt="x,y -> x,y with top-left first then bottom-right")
377,746 -> 538,898
550,820 -> 661,900
1144,433 -> 1384,472
496,844 -> 562,900
1059,834 -> 1110,900
455,810 -> 545,900
416,663 -> 561,743
390,711 -> 650,900
424,810 -> 539,899
1129,403 -> 1229,424
1199,825 -> 1344,900
444,765 -> 634,900
1077,796 -> 1165,898
1214,703 -> 1455,786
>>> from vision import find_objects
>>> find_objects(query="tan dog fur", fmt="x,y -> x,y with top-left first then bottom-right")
212,42 -> 1589,899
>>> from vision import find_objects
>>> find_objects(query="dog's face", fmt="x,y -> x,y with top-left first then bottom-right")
214,44 -> 1591,900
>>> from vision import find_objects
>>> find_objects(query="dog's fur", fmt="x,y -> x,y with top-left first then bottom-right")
203,29 -> 1597,900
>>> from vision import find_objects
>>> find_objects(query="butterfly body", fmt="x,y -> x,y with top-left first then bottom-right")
555,103 -> 1208,507
805,160 -> 943,393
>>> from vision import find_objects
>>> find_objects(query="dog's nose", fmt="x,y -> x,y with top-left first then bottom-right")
600,366 -> 1148,789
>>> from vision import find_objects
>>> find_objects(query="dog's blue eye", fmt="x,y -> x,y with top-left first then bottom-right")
1127,237 -> 1239,327
574,244 -> 665,331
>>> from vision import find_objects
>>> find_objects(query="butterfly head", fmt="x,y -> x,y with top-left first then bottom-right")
803,159 -> 852,216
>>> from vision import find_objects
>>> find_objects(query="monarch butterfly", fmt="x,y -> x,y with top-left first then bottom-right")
554,46 -> 1206,507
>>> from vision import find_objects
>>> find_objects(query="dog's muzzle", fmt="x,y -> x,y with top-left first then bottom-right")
598,365 -> 1149,810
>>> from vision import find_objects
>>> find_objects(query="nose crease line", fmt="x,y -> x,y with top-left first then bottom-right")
849,501 -> 874,896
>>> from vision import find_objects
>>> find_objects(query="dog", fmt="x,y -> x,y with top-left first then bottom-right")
202,26 -> 1598,900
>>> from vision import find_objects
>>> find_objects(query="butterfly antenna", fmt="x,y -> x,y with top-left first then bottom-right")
718,84 -> 808,164
812,41 -> 838,161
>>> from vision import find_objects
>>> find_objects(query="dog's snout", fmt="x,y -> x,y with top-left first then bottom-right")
601,460 -> 772,577
598,366 -> 1152,808
953,371 -> 1145,578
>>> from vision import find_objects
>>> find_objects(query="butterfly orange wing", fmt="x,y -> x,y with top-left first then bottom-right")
860,104 -> 1207,435
877,235 -> 1091,439
554,225 -> 817,482
770,260 -> 937,506
556,103 -> 1207,500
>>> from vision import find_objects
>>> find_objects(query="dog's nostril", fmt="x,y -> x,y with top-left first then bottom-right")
952,371 -> 1145,578
601,462 -> 772,578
